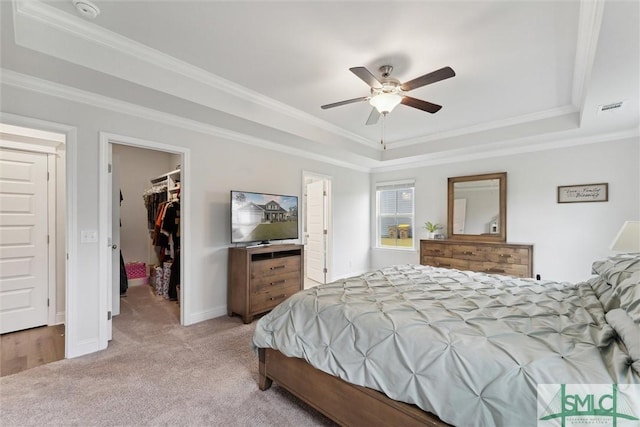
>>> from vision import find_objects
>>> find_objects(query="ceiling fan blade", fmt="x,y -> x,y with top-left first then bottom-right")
349,67 -> 382,88
321,96 -> 369,109
365,108 -> 380,125
401,96 -> 442,113
400,66 -> 455,92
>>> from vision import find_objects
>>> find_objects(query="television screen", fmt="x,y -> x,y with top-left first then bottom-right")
230,191 -> 299,244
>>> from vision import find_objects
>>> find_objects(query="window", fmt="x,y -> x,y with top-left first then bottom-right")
376,181 -> 415,249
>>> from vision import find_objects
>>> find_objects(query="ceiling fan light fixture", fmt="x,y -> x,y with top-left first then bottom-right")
369,93 -> 402,114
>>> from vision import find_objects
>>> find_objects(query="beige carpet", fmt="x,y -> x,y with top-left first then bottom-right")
0,285 -> 335,426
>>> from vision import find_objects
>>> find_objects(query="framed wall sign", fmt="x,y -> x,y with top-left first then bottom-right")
557,183 -> 608,203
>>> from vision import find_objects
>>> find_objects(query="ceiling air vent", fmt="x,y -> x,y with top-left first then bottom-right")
597,101 -> 624,114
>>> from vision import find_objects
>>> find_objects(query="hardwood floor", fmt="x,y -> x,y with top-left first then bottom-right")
0,324 -> 65,377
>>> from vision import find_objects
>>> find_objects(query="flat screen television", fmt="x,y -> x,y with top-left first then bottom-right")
230,190 -> 299,245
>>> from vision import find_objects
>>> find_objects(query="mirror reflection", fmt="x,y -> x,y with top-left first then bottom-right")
447,172 -> 506,242
452,179 -> 500,235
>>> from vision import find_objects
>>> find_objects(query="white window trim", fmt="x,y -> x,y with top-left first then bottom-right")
375,180 -> 416,251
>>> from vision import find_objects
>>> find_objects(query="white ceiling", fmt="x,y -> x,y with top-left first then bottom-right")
1,0 -> 638,171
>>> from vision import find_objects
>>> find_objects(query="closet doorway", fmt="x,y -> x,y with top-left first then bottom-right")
99,133 -> 190,342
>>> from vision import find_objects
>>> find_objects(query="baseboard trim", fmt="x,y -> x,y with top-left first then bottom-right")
55,311 -> 65,325
185,305 -> 227,325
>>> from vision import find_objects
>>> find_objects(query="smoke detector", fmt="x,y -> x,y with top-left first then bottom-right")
73,0 -> 100,19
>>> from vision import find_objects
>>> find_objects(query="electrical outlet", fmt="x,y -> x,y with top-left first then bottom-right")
81,230 -> 98,243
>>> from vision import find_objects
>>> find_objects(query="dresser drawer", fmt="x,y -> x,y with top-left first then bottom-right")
450,244 -> 485,261
477,246 -> 530,265
467,261 -> 528,278
420,244 -> 452,258
251,270 -> 300,293
251,256 -> 301,279
250,283 -> 300,314
421,256 -> 469,270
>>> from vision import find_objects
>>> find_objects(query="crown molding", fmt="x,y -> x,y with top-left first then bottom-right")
5,68 -> 636,176
385,105 -> 579,150
12,0 -> 377,150
371,127 -> 639,173
572,0 -> 605,113
1,68 -> 372,172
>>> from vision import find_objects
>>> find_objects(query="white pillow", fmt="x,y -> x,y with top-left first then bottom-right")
614,271 -> 640,323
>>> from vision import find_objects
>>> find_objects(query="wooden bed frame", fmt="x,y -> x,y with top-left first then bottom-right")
258,348 -> 450,427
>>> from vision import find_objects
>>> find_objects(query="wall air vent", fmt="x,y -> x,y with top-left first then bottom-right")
597,101 -> 624,114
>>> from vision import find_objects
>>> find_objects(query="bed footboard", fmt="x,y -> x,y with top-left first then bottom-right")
257,347 -> 449,427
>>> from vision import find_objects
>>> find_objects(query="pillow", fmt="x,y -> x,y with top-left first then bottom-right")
605,308 -> 640,374
587,275 -> 620,312
591,253 -> 640,287
615,271 -> 640,323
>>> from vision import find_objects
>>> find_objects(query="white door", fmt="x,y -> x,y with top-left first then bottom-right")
0,148 -> 49,333
111,152 -> 121,319
306,179 -> 326,285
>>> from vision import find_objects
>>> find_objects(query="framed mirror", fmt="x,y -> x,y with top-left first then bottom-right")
447,172 -> 506,242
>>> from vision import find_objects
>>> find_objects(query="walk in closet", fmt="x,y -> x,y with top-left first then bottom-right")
144,169 -> 181,301
112,144 -> 182,322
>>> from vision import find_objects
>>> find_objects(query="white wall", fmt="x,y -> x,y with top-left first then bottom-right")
112,144 -> 173,267
1,84 -> 371,357
371,137 -> 639,283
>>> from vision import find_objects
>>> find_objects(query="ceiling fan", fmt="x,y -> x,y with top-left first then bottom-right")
321,65 -> 455,125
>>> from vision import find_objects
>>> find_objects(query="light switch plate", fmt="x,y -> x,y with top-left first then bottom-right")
81,230 -> 98,243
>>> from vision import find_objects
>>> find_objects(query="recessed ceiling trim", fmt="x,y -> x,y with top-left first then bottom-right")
13,0 -> 378,150
386,105 -> 579,150
372,128 -> 639,173
5,68 -> 636,175
572,0 -> 605,113
1,68 -> 373,172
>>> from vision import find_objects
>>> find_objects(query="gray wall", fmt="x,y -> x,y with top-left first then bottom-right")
3,80 -> 638,358
371,137 -> 639,282
1,83 -> 371,357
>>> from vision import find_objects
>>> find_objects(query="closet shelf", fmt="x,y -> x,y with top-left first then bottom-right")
150,168 -> 180,184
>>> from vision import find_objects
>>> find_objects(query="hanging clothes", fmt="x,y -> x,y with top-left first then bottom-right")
119,250 -> 128,296
143,183 -> 168,230
162,197 -> 180,301
119,189 -> 128,296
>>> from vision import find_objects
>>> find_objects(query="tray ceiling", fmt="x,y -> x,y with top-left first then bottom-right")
1,0 -> 638,170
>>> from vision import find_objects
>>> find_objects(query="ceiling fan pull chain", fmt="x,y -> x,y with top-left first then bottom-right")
381,113 -> 387,150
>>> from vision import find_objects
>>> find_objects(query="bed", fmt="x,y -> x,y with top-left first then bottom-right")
252,255 -> 640,427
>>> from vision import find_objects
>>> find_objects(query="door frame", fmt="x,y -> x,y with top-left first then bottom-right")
302,171 -> 332,284
0,112 -> 76,357
98,132 -> 190,341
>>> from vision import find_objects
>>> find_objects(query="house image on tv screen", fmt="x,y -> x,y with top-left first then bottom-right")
239,200 -> 288,223
231,192 -> 298,243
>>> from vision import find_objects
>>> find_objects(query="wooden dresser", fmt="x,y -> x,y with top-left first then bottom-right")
228,244 -> 303,323
420,240 -> 533,278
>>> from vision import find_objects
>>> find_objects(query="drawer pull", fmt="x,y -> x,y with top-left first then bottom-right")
486,268 -> 505,273
269,294 -> 286,301
431,249 -> 442,253
437,262 -> 451,267
270,280 -> 285,286
270,265 -> 286,270
463,251 -> 475,255
499,254 -> 512,258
